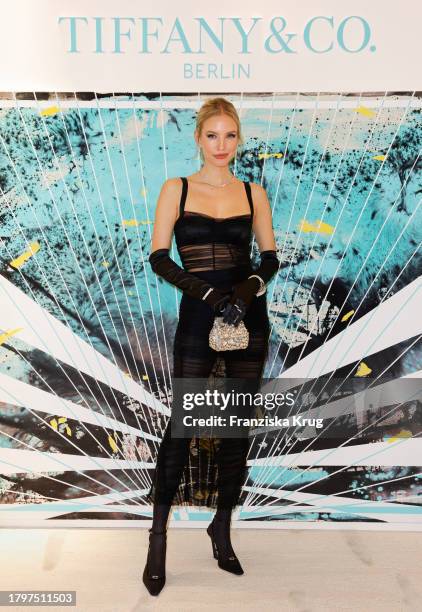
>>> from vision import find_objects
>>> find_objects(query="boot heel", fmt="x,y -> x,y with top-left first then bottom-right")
207,523 -> 219,559
206,520 -> 244,576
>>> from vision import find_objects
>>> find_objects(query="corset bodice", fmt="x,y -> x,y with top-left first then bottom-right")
174,177 -> 254,273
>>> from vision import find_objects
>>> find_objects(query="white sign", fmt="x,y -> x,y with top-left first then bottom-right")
0,0 -> 420,91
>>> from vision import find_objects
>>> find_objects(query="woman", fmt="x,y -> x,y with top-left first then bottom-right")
143,97 -> 278,596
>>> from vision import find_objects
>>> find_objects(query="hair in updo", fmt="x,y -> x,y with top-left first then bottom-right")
195,97 -> 244,149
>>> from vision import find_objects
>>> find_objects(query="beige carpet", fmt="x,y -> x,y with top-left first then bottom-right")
0,528 -> 421,611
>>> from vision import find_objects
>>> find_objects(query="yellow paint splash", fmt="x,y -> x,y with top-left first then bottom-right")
372,155 -> 386,161
122,219 -> 151,227
299,219 -> 334,235
386,429 -> 412,443
108,432 -> 119,453
354,105 -> 376,118
258,152 -> 284,159
341,310 -> 354,322
0,328 -> 23,346
49,416 -> 72,436
9,242 -> 40,269
355,362 -> 372,377
40,106 -> 60,117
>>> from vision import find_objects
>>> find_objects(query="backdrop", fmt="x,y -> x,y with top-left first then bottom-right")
0,92 -> 420,526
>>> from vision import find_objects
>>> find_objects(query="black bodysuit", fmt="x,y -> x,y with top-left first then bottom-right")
148,177 -> 271,509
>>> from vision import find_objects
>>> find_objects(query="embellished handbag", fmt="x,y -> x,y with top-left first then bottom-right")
209,316 -> 249,351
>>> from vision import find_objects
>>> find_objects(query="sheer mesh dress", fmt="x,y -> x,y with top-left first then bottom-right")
148,177 -> 271,509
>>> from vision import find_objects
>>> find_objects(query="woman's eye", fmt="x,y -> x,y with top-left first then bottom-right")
206,134 -> 236,139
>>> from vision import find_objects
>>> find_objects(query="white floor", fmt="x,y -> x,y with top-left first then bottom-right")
0,528 -> 421,611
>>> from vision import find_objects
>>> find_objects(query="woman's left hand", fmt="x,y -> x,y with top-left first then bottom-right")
221,277 -> 260,326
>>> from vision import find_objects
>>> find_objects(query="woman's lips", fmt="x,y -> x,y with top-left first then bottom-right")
214,153 -> 228,158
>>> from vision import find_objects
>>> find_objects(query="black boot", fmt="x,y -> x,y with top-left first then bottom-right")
142,528 -> 167,596
206,508 -> 244,575
142,504 -> 171,596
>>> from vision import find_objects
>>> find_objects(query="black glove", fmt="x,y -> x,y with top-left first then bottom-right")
149,248 -> 229,312
222,277 -> 260,326
205,288 -> 232,314
222,250 -> 279,327
254,250 -> 279,284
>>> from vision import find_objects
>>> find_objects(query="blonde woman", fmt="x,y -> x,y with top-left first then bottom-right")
143,97 -> 278,595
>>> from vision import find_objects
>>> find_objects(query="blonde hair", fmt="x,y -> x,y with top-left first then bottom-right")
195,97 -> 244,162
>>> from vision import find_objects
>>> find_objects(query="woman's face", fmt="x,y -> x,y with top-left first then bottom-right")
195,114 -> 239,167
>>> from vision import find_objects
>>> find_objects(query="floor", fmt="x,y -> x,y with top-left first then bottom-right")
0,527 -> 421,611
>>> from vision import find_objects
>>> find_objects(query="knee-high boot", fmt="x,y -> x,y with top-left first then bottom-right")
205,436 -> 249,575
143,423 -> 191,595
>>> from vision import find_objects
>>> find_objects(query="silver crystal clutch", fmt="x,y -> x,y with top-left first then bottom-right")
209,316 -> 249,351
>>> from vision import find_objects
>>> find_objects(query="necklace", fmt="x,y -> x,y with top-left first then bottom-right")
197,172 -> 236,188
